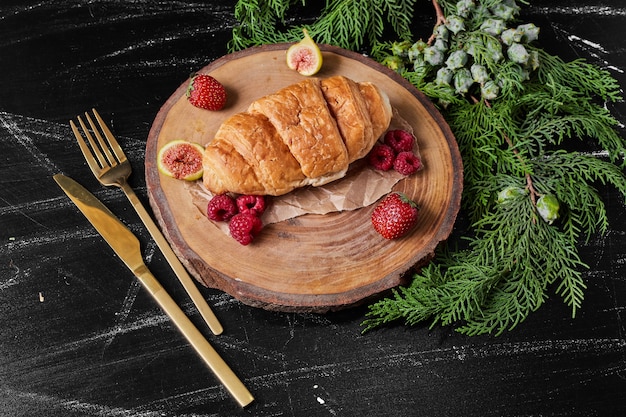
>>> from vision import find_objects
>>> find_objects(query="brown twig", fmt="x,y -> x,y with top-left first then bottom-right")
501,133 -> 539,207
428,0 -> 447,44
479,96 -> 539,206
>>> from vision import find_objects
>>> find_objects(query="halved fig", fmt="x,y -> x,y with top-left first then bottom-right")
157,140 -> 204,181
286,28 -> 323,76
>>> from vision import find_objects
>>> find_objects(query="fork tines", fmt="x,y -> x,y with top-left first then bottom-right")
71,109 -> 126,173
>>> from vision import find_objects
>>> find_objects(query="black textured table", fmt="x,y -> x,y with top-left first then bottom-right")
1,1 -> 625,416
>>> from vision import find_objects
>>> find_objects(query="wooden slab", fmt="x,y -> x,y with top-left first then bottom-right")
145,44 -> 463,312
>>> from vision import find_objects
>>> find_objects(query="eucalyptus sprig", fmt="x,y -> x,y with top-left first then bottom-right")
229,0 -> 626,335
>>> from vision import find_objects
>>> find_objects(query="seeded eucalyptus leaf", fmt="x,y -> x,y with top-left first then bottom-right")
481,80 -> 499,100
517,23 -> 540,42
480,18 -> 506,36
425,46 -> 445,65
470,64 -> 489,84
446,15 -> 466,34
501,28 -> 522,45
453,68 -> 474,94
536,194 -> 560,224
507,43 -> 530,64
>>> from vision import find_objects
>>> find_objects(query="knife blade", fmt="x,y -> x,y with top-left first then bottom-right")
53,173 -> 254,407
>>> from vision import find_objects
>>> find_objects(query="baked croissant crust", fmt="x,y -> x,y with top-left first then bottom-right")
202,75 -> 392,196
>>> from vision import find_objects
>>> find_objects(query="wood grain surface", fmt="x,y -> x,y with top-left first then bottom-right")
1,1 -> 625,416
145,44 -> 462,312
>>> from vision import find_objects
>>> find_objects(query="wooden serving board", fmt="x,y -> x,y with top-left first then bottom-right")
145,44 -> 463,312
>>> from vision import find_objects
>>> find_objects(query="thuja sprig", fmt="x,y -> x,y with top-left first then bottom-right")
228,0 -> 626,335
229,0 -> 416,52
363,0 -> 626,335
362,193 -> 589,336
363,147 -> 626,335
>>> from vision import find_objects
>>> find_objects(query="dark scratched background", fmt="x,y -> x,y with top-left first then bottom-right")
1,1 -> 625,416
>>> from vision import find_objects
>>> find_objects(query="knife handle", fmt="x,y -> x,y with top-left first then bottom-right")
134,264 -> 254,407
120,181 -> 223,335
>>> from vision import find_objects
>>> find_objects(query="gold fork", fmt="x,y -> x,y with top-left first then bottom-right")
70,108 -> 223,335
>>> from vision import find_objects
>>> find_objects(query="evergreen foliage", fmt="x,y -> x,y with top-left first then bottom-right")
230,0 -> 626,335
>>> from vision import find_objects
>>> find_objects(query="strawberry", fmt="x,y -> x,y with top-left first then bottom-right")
371,192 -> 419,239
207,194 -> 238,222
229,212 -> 263,245
186,73 -> 227,111
367,144 -> 396,171
393,151 -> 422,175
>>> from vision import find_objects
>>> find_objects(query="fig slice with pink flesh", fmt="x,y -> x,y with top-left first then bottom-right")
286,29 -> 323,76
157,140 -> 205,181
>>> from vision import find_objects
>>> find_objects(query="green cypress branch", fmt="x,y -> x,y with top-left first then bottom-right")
230,0 -> 416,52
229,0 -> 626,335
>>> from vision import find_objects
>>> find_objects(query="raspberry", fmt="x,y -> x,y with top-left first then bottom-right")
229,213 -> 263,245
236,195 -> 266,215
207,194 -> 238,222
367,144 -> 395,171
393,151 -> 422,175
384,129 -> 415,153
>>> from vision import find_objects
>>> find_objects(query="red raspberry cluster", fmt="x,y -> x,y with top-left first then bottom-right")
207,194 -> 266,245
367,129 -> 422,176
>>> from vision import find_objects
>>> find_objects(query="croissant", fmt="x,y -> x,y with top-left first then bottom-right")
202,75 -> 392,196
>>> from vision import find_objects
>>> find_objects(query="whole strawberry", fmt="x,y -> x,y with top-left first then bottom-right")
371,192 -> 419,239
187,73 -> 227,111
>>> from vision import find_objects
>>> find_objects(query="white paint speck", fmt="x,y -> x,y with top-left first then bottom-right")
567,34 -> 607,53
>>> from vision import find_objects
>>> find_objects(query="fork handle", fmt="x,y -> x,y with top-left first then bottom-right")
120,181 -> 224,335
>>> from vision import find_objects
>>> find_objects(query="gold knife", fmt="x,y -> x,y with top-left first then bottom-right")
53,173 -> 254,407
